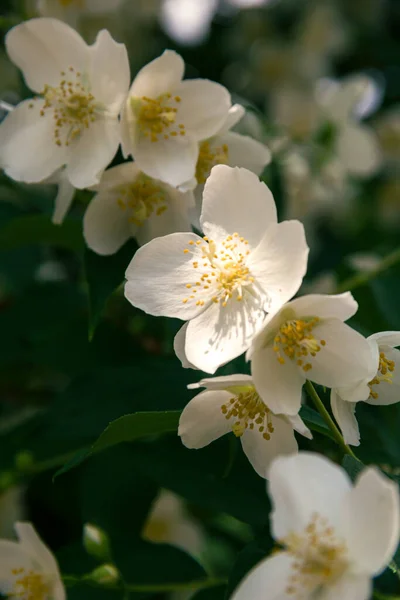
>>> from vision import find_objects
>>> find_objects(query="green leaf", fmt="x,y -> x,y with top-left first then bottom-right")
299,405 -> 336,441
84,241 -> 137,339
55,410 -> 181,477
0,215 -> 83,251
192,586 -> 227,599
341,455 -> 365,482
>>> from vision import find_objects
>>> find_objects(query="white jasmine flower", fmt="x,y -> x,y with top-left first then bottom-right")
124,165 -> 309,373
0,522 -> 65,600
232,452 -> 400,600
83,162 -> 194,255
331,331 -> 400,446
179,374 -> 312,478
36,0 -> 124,26
317,75 -> 383,177
188,104 -> 271,228
120,49 -> 232,188
0,18 -> 130,189
249,293 -> 377,416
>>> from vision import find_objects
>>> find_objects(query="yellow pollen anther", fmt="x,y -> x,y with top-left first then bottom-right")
220,386 -> 274,440
195,141 -> 229,184
273,317 -> 324,372
134,93 -> 185,142
115,174 -> 168,226
39,68 -> 98,146
10,568 -> 51,600
368,351 -> 396,399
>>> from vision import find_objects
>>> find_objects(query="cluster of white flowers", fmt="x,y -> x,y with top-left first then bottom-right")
0,14 -> 399,600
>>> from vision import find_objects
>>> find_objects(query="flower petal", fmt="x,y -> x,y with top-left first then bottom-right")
6,18 -> 88,93
200,165 -> 277,247
366,346 -> 400,406
131,135 -> 199,188
187,373 -> 253,390
0,99 -> 67,183
124,232 -> 214,320
285,413 -> 312,440
289,292 -> 358,322
218,103 -> 245,133
51,170 -> 76,225
129,50 -> 184,99
15,522 -> 60,575
173,323 -> 198,369
83,190 -> 131,256
251,345 -> 305,416
178,390 -> 232,448
307,320 -> 378,389
174,79 -> 231,140
340,468 -> 400,575
337,124 -> 382,177
247,220 -> 309,313
222,131 -> 271,174
330,390 -> 360,447
368,331 -> 400,348
65,118 -> 120,189
241,416 -> 298,479
89,29 -> 130,111
0,541 -> 34,591
268,452 -> 352,539
184,292 -> 265,373
319,573 -> 371,600
231,552 -> 294,600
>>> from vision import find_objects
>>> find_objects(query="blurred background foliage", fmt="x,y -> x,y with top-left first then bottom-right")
0,0 -> 399,598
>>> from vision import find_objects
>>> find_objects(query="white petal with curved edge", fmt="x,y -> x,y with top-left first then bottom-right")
231,552 -> 294,600
187,374 -> 253,390
251,345 -> 305,416
90,162 -> 141,192
6,18 -> 89,92
337,124 -> 382,177
125,232 -> 215,320
218,103 -> 245,133
132,135 -> 199,188
285,413 -> 313,439
340,468 -> 400,575
268,452 -> 352,539
83,191 -> 131,256
0,541 -> 34,587
129,50 -> 184,99
52,171 -> 76,225
368,331 -> 400,348
319,573 -> 371,600
241,416 -> 298,479
366,346 -> 400,406
65,118 -> 120,189
330,390 -> 360,446
247,220 -> 309,313
178,390 -> 232,448
222,131 -> 271,174
288,292 -> 358,322
173,323 -> 198,370
307,320 -> 378,389
200,165 -> 277,247
89,29 -> 130,111
0,100 -> 67,183
174,79 -> 231,140
184,293 -> 265,374
16,522 -> 60,574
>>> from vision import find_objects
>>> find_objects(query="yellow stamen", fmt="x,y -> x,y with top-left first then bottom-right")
273,317 -> 325,373
134,94 -> 186,142
368,351 -> 396,399
115,174 -> 168,226
221,386 -> 274,441
195,141 -> 229,184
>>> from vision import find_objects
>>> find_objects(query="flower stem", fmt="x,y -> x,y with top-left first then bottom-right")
305,381 -> 358,459
336,246 -> 400,294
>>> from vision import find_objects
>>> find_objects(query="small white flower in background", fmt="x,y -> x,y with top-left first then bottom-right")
331,331 -> 400,446
120,49 -> 232,188
83,162 -> 194,255
125,165 -> 309,374
179,374 -> 312,478
317,74 -> 383,177
0,18 -> 130,189
0,522 -> 65,600
188,104 -> 271,229
232,452 -> 400,600
249,293 -> 377,416
36,0 -> 124,27
143,489 -> 204,557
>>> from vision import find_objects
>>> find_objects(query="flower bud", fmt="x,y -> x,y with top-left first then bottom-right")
85,564 -> 119,586
83,523 -> 111,561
